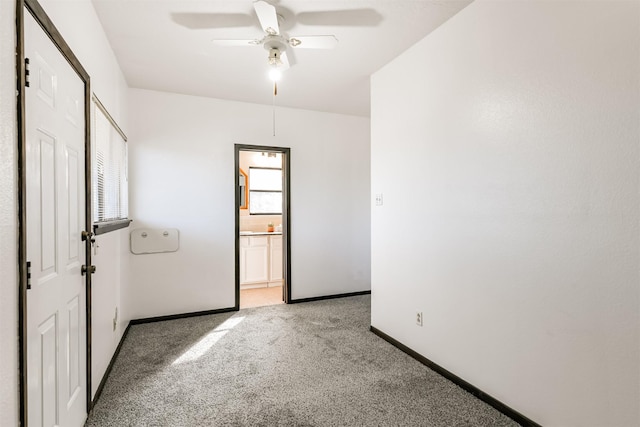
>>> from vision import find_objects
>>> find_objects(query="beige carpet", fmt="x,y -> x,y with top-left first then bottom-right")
240,285 -> 284,309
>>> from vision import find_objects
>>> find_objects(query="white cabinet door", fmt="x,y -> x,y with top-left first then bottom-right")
240,236 -> 269,285
239,237 -> 249,284
269,235 -> 283,283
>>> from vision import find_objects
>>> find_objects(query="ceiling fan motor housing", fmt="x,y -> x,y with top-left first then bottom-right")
263,35 -> 287,52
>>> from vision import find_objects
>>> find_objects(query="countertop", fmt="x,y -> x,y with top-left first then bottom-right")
240,231 -> 282,236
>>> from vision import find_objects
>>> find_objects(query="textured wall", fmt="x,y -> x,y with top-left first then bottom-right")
127,88 -> 371,318
371,1 -> 639,425
0,0 -> 19,423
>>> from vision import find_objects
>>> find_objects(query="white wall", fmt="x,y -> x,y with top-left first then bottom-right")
0,0 -> 19,423
35,0 -> 131,399
128,89 -> 370,318
371,1 -> 639,426
89,229 -> 130,397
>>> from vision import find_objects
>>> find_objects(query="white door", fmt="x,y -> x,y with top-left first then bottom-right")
25,10 -> 87,427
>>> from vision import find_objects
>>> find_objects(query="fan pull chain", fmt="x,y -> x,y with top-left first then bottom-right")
272,81 -> 277,136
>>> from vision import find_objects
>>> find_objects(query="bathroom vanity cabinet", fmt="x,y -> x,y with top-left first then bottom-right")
240,233 -> 283,288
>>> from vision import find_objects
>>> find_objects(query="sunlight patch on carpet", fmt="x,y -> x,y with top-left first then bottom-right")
172,316 -> 245,365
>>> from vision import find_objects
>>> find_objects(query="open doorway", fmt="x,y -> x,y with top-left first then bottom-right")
235,145 -> 291,309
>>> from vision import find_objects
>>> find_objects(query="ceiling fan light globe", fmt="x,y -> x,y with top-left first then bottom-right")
269,68 -> 282,81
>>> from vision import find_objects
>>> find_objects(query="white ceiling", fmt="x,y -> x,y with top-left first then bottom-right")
92,0 -> 472,117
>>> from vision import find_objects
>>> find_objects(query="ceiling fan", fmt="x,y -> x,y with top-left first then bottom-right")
210,0 -> 339,74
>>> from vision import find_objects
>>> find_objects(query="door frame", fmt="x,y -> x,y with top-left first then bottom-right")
16,0 -> 93,424
234,144 -> 292,307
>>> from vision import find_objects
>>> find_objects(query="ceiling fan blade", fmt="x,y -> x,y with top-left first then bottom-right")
253,0 -> 280,35
289,35 -> 338,49
211,39 -> 261,47
279,51 -> 290,70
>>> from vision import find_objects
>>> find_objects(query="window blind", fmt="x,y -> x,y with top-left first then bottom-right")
92,99 -> 128,223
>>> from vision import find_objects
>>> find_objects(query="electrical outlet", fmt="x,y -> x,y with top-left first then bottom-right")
375,193 -> 383,206
416,311 -> 423,326
113,307 -> 118,331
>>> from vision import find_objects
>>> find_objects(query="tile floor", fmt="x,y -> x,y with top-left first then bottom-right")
240,285 -> 284,309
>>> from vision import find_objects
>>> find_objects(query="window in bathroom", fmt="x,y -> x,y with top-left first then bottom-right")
249,167 -> 282,215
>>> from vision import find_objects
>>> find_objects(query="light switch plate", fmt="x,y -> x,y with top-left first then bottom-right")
375,193 -> 383,206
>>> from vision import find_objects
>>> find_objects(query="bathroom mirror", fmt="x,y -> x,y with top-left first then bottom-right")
239,168 -> 248,209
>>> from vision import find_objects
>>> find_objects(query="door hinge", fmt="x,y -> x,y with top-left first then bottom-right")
26,261 -> 31,290
25,57 -> 30,87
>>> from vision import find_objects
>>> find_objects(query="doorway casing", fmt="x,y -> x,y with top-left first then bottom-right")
234,144 -> 291,307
